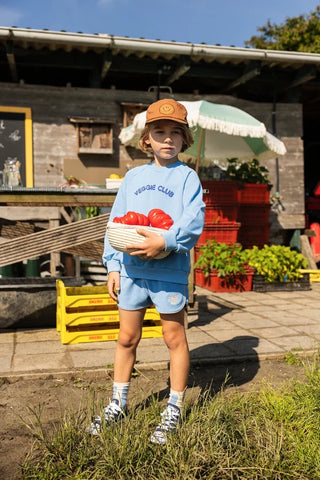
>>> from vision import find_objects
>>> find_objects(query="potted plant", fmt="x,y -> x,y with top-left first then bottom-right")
194,240 -> 255,292
220,158 -> 272,248
223,158 -> 272,205
242,245 -> 310,291
223,158 -> 271,186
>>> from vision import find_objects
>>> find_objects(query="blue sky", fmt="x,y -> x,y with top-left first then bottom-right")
0,0 -> 319,48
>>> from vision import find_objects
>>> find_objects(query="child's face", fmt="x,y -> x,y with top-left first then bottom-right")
146,120 -> 184,164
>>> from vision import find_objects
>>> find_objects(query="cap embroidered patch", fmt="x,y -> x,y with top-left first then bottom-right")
159,103 -> 175,115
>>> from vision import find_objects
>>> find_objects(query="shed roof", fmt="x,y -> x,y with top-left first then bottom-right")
1,26 -> 320,104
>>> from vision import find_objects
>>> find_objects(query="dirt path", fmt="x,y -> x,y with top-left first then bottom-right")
0,359 -> 307,480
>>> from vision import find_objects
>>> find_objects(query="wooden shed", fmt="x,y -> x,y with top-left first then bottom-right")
1,26 -> 320,247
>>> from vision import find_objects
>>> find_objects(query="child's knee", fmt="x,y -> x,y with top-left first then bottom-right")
162,326 -> 186,350
118,331 -> 141,349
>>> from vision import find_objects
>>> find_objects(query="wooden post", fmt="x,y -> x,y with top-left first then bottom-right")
300,234 -> 318,269
195,127 -> 204,174
49,218 -> 60,276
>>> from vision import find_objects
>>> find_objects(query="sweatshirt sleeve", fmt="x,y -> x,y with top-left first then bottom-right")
161,170 -> 205,253
102,178 -> 127,271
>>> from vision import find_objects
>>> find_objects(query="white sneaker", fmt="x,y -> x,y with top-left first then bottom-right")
88,399 -> 126,435
150,403 -> 181,445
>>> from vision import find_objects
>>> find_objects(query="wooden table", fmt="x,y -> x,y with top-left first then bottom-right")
0,187 -> 117,276
0,187 -> 117,207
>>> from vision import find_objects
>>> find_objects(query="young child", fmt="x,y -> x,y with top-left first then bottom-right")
90,98 -> 205,444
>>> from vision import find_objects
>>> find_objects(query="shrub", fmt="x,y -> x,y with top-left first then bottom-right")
243,244 -> 308,282
195,240 -> 248,277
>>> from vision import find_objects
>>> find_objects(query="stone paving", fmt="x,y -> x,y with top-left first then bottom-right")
1,284 -> 320,379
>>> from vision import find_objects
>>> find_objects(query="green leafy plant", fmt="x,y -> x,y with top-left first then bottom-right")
75,205 -> 100,219
243,244 -> 308,283
224,158 -> 271,186
195,240 -> 248,278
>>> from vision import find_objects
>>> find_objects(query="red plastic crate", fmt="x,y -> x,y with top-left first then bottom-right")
205,204 -> 239,224
194,267 -> 254,292
202,180 -> 239,206
237,184 -> 270,204
238,224 -> 270,249
197,222 -> 240,244
237,204 -> 271,226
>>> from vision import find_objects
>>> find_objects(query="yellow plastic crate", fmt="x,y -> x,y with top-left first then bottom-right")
56,280 -> 163,344
56,279 -> 117,331
299,269 -> 320,283
60,312 -> 162,344
60,324 -> 163,345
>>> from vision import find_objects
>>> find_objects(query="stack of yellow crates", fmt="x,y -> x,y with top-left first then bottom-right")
56,280 -> 163,344
300,269 -> 320,283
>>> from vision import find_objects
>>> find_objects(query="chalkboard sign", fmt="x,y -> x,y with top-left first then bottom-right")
0,107 -> 33,187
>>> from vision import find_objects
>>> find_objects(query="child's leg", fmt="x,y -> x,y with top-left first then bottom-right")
161,308 -> 190,394
150,308 -> 189,444
113,307 -> 146,383
88,307 -> 145,434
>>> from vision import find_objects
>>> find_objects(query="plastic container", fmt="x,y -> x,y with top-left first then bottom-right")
197,222 -> 240,245
252,273 -> 311,292
237,224 -> 270,249
202,180 -> 239,206
237,204 -> 271,226
194,267 -> 254,292
237,184 -> 270,204
205,204 -> 239,224
56,280 -> 163,344
106,178 -> 123,189
25,258 -> 40,277
299,269 -> 320,283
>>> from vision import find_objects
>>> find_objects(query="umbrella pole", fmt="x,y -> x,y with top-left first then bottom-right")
195,127 -> 204,174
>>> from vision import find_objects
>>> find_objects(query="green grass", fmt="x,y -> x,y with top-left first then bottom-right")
21,358 -> 320,480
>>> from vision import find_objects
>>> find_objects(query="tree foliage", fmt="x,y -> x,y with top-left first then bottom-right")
245,6 -> 320,52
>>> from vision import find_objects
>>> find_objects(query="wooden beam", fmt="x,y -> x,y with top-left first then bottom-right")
0,213 -> 109,267
6,41 -> 18,82
101,51 -> 113,80
289,66 -> 317,89
166,56 -> 191,85
224,62 -> 261,91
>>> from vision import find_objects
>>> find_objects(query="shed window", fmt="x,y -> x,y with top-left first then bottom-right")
69,117 -> 113,154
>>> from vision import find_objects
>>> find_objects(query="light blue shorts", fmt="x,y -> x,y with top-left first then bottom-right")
117,276 -> 188,314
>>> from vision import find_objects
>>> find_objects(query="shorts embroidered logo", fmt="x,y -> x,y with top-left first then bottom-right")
168,294 -> 180,305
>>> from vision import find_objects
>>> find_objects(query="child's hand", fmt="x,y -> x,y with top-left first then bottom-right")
107,271 -> 120,302
126,228 -> 166,260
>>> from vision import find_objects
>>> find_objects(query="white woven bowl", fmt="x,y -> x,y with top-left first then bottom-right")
107,222 -> 171,259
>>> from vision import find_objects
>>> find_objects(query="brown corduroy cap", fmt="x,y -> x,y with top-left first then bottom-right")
146,99 -> 188,125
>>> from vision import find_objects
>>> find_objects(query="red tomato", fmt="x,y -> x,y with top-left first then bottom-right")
122,211 -> 138,225
136,213 -> 150,226
148,209 -> 173,229
148,209 -> 166,223
113,217 -> 123,223
154,218 -> 174,230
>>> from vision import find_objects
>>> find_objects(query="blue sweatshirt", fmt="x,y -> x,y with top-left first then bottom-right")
103,160 -> 205,284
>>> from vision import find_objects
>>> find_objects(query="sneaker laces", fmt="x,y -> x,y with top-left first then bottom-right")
159,404 -> 180,432
151,403 -> 181,444
88,399 -> 125,435
104,399 -> 124,422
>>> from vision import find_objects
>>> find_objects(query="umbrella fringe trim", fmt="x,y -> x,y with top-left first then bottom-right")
264,132 -> 287,156
195,115 -> 266,138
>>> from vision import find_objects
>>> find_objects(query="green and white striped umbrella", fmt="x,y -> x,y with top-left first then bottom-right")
119,100 -> 286,171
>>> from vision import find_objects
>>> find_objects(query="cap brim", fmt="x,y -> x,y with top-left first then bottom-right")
146,116 -> 188,125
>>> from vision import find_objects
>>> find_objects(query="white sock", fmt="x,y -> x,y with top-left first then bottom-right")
112,381 -> 130,408
168,388 -> 185,409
